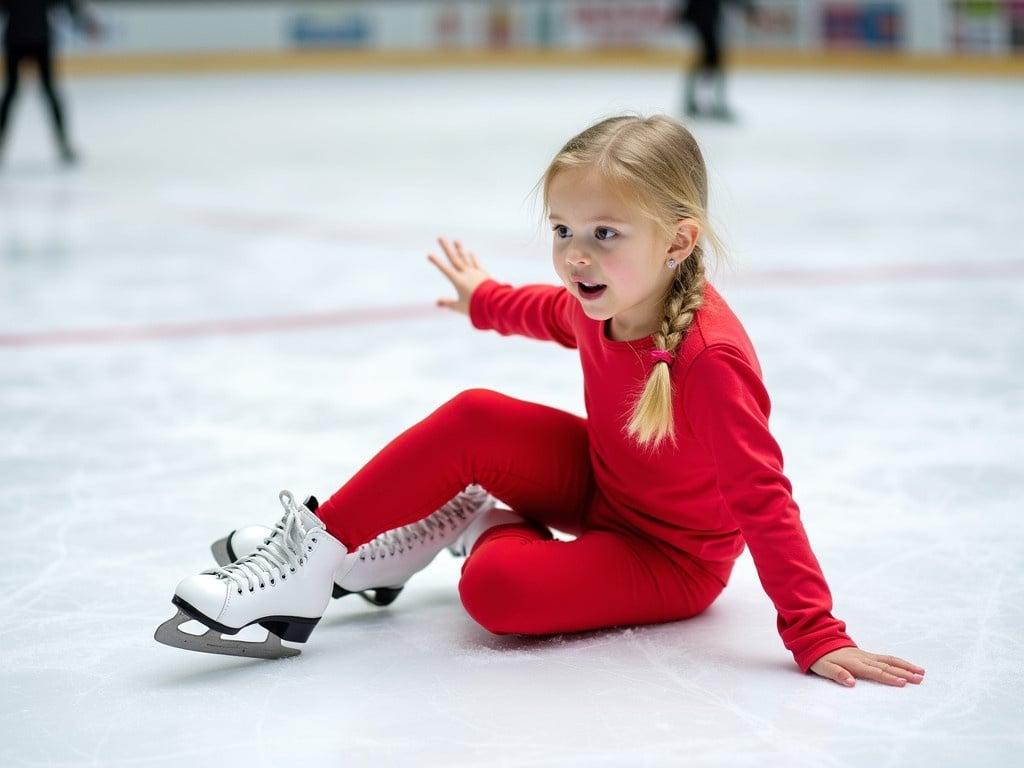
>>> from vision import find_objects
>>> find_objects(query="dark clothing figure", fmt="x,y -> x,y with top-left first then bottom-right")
1,0 -> 95,163
675,0 -> 758,120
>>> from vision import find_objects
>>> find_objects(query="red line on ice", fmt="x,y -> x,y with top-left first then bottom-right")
0,305 -> 437,347
2,260 -> 1022,348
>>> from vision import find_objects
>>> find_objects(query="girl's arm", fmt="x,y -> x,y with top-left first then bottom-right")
683,344 -> 857,673
690,344 -> 926,688
429,236 -> 577,349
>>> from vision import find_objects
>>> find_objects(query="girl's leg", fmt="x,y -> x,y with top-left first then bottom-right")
0,46 -> 22,147
33,45 -> 71,155
459,523 -> 726,635
316,388 -> 595,550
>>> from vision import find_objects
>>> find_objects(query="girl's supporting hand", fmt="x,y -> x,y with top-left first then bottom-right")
810,647 -> 926,688
427,237 -> 492,317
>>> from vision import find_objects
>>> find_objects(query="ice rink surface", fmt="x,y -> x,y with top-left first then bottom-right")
1,66 -> 1022,766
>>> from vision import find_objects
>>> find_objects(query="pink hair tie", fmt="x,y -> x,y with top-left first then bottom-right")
649,349 -> 675,367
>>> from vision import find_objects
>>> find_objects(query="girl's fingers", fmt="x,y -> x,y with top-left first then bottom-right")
817,651 -> 925,688
851,660 -> 909,687
819,661 -> 856,687
453,240 -> 471,268
436,297 -> 465,313
862,660 -> 924,684
436,237 -> 456,266
875,655 -> 926,674
427,253 -> 457,282
438,237 -> 465,270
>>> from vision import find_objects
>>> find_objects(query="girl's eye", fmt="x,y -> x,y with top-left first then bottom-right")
594,227 -> 618,241
553,225 -> 571,239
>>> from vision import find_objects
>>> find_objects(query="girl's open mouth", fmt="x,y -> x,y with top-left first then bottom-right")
577,282 -> 607,300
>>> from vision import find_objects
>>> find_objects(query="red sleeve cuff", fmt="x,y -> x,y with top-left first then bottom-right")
468,278 -> 502,331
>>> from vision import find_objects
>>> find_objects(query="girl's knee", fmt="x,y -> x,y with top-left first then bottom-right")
457,553 -> 533,635
431,388 -> 512,444
442,388 -> 506,421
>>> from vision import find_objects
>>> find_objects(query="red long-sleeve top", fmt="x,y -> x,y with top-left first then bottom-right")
469,278 -> 857,673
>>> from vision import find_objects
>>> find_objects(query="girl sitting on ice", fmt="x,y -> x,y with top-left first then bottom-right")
156,114 -> 925,689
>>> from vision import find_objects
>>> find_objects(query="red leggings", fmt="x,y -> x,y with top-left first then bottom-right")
317,389 -> 726,635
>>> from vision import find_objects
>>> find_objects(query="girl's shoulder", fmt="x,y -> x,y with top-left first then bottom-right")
678,281 -> 763,378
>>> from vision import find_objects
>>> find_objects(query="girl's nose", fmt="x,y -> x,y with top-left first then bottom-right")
566,247 -> 590,266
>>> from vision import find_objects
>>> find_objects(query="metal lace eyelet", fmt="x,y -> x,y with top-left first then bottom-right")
270,579 -> 275,585
237,589 -> 243,595
312,537 -> 318,543
290,567 -> 295,573
259,584 -> 265,589
249,587 -> 254,593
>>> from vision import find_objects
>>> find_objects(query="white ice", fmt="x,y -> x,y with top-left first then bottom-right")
1,66 -> 1022,767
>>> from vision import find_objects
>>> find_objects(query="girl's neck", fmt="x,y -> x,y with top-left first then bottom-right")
606,313 -> 657,342
606,291 -> 669,341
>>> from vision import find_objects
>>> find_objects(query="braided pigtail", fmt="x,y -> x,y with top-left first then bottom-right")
625,251 -> 706,449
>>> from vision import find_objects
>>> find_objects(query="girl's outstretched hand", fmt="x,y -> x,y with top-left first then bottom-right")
810,647 -> 926,688
427,237 -> 492,316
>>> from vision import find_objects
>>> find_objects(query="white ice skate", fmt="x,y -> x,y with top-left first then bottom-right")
155,490 -> 354,659
210,484 -> 497,609
445,504 -> 529,558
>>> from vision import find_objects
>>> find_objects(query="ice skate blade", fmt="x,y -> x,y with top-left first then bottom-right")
154,608 -> 300,659
154,600 -> 313,659
333,584 -> 403,606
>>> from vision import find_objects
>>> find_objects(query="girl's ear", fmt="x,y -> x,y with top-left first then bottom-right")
667,219 -> 701,261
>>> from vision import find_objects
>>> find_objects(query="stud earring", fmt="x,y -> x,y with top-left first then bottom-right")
667,258 -> 678,269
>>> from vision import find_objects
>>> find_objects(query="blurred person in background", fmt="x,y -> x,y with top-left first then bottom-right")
675,0 -> 762,121
0,0 -> 100,165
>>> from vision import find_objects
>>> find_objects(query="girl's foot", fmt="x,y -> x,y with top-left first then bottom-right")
155,491 -> 351,658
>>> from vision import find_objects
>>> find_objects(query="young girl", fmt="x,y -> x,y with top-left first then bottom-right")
156,115 -> 925,689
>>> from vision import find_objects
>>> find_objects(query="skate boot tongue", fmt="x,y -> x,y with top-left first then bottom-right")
278,490 -> 325,536
212,491 -> 325,592
296,504 -> 324,535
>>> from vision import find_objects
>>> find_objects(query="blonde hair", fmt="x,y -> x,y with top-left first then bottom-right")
540,114 -> 723,450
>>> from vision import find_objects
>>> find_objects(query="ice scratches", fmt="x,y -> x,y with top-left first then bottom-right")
623,629 -> 848,768
0,496 -> 71,613
873,561 -> 1023,768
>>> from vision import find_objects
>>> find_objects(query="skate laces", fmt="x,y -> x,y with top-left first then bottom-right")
359,485 -> 491,561
213,491 -> 318,594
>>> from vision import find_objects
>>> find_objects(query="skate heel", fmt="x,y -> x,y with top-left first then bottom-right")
259,616 -> 320,643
